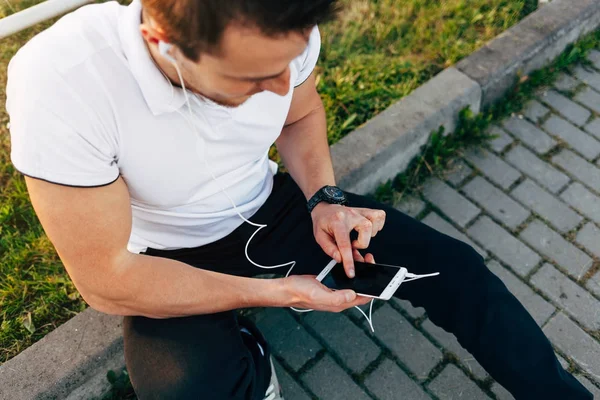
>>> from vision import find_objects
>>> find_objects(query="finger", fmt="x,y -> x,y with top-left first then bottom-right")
364,253 -> 376,264
373,209 -> 386,235
359,209 -> 386,237
354,295 -> 374,306
339,295 -> 373,311
330,289 -> 356,306
315,230 -> 342,262
352,248 -> 365,263
351,216 -> 373,249
331,221 -> 355,278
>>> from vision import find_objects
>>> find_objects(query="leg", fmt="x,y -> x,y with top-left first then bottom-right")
343,192 -> 591,399
238,175 -> 590,398
123,312 -> 272,400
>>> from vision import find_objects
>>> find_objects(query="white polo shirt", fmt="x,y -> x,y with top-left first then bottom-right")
6,0 -> 320,254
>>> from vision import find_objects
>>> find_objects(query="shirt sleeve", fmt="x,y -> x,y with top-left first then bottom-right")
6,48 -> 120,188
293,25 -> 321,87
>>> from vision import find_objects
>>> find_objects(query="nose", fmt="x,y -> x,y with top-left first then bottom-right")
258,68 -> 290,96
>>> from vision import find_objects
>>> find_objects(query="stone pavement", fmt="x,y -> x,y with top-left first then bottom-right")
250,51 -> 600,399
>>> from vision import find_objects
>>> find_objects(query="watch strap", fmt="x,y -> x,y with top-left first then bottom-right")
307,185 -> 348,213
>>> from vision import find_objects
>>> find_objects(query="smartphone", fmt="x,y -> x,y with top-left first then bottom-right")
315,259 -> 407,300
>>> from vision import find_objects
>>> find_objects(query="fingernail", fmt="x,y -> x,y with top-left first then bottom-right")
333,251 -> 340,261
345,292 -> 354,302
349,268 -> 355,278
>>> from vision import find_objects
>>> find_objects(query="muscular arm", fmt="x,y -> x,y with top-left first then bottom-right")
276,72 -> 335,200
24,175 -> 363,318
24,176 -> 288,319
276,72 -> 386,276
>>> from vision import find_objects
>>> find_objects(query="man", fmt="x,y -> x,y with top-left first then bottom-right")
5,0 -> 592,399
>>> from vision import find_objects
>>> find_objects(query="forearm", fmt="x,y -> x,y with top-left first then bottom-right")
84,252 -> 290,319
276,101 -> 335,200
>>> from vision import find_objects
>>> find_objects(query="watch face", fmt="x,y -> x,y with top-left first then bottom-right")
324,186 -> 346,201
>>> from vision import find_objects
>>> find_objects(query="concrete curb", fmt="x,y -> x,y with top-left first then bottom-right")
2,0 -> 600,398
456,0 -> 600,107
0,309 -> 122,400
333,0 -> 600,195
332,67 -> 481,195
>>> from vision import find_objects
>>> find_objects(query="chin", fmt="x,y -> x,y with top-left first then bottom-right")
210,95 -> 251,108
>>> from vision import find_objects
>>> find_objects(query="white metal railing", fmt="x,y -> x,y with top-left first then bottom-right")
0,0 -> 93,39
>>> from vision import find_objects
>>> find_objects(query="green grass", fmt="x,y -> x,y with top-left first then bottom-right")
373,28 -> 600,205
1,0 -> 532,364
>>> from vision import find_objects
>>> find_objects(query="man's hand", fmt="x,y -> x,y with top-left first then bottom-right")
311,203 -> 386,278
283,252 -> 376,312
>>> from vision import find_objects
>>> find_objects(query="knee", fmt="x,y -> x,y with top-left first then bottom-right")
127,352 -> 256,400
433,237 -> 487,280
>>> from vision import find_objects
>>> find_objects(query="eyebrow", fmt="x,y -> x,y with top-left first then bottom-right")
225,67 -> 288,82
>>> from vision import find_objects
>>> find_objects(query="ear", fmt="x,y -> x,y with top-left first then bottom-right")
139,21 -> 168,46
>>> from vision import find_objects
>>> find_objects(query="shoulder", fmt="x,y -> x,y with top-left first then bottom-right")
6,2 -> 127,117
7,2 -> 124,90
290,26 -> 321,86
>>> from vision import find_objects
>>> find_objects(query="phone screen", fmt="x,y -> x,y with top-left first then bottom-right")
321,261 -> 401,297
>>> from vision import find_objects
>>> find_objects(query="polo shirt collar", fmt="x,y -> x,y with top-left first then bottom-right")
119,0 -> 186,116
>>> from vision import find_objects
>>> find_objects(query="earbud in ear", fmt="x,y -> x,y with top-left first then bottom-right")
158,40 -> 177,64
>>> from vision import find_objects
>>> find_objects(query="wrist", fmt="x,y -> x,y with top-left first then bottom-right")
262,277 -> 297,308
307,185 -> 348,213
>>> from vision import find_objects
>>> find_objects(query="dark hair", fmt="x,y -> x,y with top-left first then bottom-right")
141,0 -> 340,61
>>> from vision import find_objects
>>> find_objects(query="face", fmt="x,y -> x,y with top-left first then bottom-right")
142,19 -> 310,107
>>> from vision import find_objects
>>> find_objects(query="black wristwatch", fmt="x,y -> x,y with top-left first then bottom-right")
307,185 -> 348,213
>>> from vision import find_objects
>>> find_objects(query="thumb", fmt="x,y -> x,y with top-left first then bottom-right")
331,289 -> 356,305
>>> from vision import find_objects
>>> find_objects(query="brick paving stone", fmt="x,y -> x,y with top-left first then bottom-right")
589,50 -> 600,70
363,358 -> 431,400
543,115 -> 600,161
521,221 -> 593,280
427,364 -> 491,400
531,264 -> 600,330
552,149 -> 600,192
273,360 -> 312,400
491,383 -> 514,400
561,183 -> 600,225
303,311 -> 380,373
464,148 -> 521,190
540,90 -> 591,126
503,116 -> 556,154
389,298 -> 426,319
554,73 -> 580,92
578,376 -> 600,398
422,178 -> 480,228
422,212 -> 487,258
488,126 -> 514,153
511,179 -> 582,233
573,65 -> 600,93
574,87 -> 600,114
395,194 -> 426,218
445,159 -> 473,187
487,260 -> 555,327
544,313 -> 600,379
585,118 -> 600,140
421,319 -> 488,380
463,176 -> 529,229
587,270 -> 600,298
467,216 -> 540,277
255,308 -> 322,371
522,100 -> 550,124
505,145 -> 569,194
302,354 -> 370,400
371,303 -> 443,379
576,222 -> 600,258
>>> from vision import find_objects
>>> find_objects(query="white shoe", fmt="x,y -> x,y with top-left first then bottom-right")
263,357 -> 284,400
